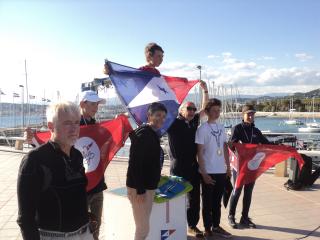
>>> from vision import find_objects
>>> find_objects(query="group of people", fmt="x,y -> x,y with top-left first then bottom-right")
17,42 -> 269,240
120,43 -> 268,239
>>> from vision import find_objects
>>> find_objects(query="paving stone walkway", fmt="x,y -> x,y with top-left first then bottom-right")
0,148 -> 319,240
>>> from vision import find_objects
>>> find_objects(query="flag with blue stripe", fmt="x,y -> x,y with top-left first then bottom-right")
106,61 -> 199,135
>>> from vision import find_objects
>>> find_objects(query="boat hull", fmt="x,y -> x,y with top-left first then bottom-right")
298,127 -> 320,133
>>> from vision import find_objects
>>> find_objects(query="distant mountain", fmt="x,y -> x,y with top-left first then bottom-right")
240,89 -> 320,100
238,92 -> 289,99
293,88 -> 320,98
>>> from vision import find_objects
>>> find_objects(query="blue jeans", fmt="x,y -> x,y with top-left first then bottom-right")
229,169 -> 255,219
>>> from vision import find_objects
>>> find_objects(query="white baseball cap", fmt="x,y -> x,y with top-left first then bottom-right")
80,90 -> 106,104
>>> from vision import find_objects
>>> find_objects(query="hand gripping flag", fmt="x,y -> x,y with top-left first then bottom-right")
232,143 -> 304,189
229,147 -> 238,171
32,115 -> 133,191
106,61 -> 199,135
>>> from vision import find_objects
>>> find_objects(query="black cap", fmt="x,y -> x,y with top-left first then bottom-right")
242,104 -> 256,114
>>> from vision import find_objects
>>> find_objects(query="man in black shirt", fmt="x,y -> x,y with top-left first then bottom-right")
17,101 -> 94,240
228,104 -> 270,229
167,80 -> 208,238
24,90 -> 107,240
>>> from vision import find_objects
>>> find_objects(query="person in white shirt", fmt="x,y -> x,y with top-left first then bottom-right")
195,98 -> 232,239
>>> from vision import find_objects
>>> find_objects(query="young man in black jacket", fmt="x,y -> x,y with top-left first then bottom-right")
228,104 -> 269,229
126,102 -> 167,240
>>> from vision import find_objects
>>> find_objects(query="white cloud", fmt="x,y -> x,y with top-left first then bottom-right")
207,54 -> 220,59
260,56 -> 275,60
256,67 -> 320,86
221,52 -> 257,70
226,61 -> 257,71
295,53 -> 313,62
222,52 -> 232,58
159,62 -> 199,78
159,54 -> 320,96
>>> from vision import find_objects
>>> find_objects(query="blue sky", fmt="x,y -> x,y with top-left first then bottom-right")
0,0 -> 319,102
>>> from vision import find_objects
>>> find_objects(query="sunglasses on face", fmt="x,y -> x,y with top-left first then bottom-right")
186,106 -> 197,112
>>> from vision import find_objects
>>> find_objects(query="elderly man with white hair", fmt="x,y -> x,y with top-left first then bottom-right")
166,80 -> 209,238
17,101 -> 94,240
23,91 -> 107,240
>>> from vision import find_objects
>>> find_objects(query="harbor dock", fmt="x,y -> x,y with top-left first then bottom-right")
0,147 -> 319,240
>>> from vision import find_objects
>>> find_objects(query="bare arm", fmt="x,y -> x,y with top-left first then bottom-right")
197,144 -> 215,185
198,80 -> 209,118
24,127 -> 35,144
103,62 -> 109,75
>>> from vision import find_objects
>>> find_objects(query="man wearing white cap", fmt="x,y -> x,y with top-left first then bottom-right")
79,90 -> 106,240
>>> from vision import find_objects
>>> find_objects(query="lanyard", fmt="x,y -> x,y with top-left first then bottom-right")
208,122 -> 222,148
241,123 -> 253,143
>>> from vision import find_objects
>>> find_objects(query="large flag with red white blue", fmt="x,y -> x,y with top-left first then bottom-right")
106,61 -> 199,135
231,143 -> 304,189
32,115 -> 133,191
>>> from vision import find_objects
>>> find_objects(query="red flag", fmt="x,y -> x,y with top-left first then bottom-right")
32,115 -> 133,191
228,147 -> 238,171
233,143 -> 304,189
163,75 -> 199,104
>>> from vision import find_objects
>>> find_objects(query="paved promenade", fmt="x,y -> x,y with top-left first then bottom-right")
0,147 -> 319,240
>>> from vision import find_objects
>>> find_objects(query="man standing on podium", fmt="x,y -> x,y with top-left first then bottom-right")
167,81 -> 209,238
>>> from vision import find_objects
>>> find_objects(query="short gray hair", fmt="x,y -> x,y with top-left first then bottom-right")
46,101 -> 80,124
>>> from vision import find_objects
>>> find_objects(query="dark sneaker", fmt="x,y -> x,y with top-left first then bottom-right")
228,215 -> 238,229
203,229 -> 213,237
212,226 -> 232,238
188,226 -> 204,238
240,217 -> 256,228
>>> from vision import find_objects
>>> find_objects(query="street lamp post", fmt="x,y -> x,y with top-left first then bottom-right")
12,93 -> 16,127
196,65 -> 202,80
19,85 -> 24,129
196,65 -> 202,108
0,89 -> 5,128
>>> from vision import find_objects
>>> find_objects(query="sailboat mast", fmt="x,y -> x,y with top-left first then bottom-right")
25,59 -> 30,126
312,96 -> 315,122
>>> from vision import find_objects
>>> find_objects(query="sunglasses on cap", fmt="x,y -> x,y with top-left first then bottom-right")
246,112 -> 255,116
186,106 -> 197,112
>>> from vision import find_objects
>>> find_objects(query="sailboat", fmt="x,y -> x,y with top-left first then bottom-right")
299,97 -> 320,132
284,98 -> 303,125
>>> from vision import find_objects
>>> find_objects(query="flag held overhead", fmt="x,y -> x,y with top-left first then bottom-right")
106,60 -> 199,135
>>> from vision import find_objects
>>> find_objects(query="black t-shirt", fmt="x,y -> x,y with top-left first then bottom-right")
17,141 -> 89,240
80,116 -> 108,195
167,113 -> 200,179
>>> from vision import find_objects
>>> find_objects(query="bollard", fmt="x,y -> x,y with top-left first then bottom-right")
275,160 -> 288,177
15,140 -> 24,150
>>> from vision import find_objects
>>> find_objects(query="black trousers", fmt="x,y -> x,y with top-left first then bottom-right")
186,172 -> 201,227
309,167 -> 320,186
201,173 -> 226,229
171,168 -> 201,228
229,169 -> 255,219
